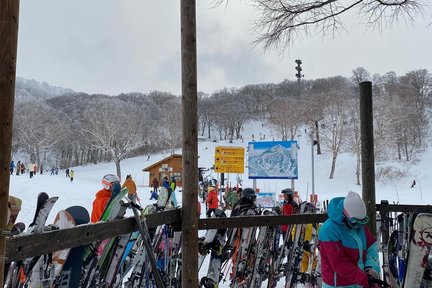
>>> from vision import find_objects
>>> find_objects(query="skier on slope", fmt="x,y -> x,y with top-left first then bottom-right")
91,174 -> 120,222
318,191 -> 381,288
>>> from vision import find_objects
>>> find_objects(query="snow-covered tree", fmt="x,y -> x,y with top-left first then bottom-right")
80,97 -> 151,179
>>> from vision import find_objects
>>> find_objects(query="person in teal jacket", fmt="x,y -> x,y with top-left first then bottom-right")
318,191 -> 381,288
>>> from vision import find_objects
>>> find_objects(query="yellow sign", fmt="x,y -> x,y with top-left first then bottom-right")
214,146 -> 245,173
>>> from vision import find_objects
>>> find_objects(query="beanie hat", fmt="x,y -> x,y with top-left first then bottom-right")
343,191 -> 367,219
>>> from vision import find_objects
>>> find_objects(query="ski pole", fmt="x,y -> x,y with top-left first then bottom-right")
129,199 -> 166,288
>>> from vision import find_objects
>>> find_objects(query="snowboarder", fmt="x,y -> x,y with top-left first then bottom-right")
318,191 -> 381,287
206,187 -> 219,217
122,174 -> 137,197
91,174 -> 120,222
16,161 -> 20,175
411,179 -> 416,188
65,168 -> 70,178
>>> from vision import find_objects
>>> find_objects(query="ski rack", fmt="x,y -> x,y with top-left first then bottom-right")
5,208 -> 181,262
5,203 -> 432,262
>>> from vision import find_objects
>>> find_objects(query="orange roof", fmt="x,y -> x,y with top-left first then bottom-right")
142,154 -> 182,171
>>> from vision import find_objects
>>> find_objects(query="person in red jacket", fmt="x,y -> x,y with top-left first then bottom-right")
281,188 -> 298,238
206,187 -> 219,217
91,174 -> 120,222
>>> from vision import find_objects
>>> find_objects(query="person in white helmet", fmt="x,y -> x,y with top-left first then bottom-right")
91,174 -> 120,222
318,191 -> 381,288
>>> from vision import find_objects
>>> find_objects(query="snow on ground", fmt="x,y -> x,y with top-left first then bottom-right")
8,120 -> 431,287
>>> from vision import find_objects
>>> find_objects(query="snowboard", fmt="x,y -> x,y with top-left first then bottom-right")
200,209 -> 228,288
403,212 -> 432,288
57,206 -> 90,287
5,193 -> 58,287
26,210 -> 75,287
157,186 -> 170,210
81,183 -> 128,287
8,195 -> 22,229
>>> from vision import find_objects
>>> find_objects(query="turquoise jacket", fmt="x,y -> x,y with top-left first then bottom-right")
318,197 -> 380,288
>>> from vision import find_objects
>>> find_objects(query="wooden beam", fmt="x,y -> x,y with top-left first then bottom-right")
375,204 -> 432,213
0,0 -> 19,285
5,204 -> 432,263
6,209 -> 181,262
181,0 -> 198,287
360,81 -> 377,234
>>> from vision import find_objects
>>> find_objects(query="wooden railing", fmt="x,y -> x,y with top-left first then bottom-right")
5,203 -> 432,263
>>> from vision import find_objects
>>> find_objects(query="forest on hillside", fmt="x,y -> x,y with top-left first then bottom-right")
12,68 -> 431,180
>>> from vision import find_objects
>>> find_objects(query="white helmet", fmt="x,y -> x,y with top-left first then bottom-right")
102,174 -> 120,190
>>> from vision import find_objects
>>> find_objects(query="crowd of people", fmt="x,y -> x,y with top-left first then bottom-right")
9,160 -> 71,180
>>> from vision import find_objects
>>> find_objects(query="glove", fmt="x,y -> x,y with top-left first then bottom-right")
367,274 -> 390,288
365,267 -> 380,279
368,275 -> 380,288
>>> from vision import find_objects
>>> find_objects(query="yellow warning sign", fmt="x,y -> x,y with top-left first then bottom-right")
214,146 -> 245,173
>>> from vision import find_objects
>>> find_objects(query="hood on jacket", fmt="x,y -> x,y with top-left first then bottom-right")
327,197 -> 345,225
95,189 -> 111,198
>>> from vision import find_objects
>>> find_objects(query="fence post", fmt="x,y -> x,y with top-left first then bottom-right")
0,1 -> 19,285
359,81 -> 376,234
181,0 -> 198,287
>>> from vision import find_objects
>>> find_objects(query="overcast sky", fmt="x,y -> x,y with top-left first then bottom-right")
17,1 -> 431,96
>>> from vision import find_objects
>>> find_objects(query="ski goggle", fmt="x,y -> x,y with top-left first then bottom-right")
343,210 -> 368,229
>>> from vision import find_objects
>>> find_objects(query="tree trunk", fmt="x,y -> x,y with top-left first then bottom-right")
404,137 -> 409,162
201,121 -> 206,136
356,150 -> 361,185
329,154 -> 337,179
315,121 -> 321,155
115,159 -> 122,179
397,140 -> 401,160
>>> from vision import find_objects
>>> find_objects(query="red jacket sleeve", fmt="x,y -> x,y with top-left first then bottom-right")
320,240 -> 369,287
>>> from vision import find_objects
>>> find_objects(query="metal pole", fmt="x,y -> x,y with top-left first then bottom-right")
359,81 -> 376,234
0,1 -> 19,285
181,0 -> 198,286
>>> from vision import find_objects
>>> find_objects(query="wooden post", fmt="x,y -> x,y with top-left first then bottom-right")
359,81 -> 376,234
0,0 -> 19,285
180,0 -> 198,287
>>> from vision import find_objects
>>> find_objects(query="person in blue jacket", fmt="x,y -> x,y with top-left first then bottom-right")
318,191 -> 381,288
